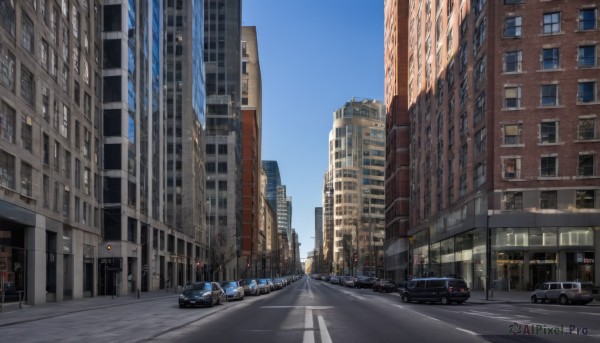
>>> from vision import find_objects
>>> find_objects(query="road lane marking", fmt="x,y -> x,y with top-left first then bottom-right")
318,315 -> 333,343
261,306 -> 333,310
456,328 -> 477,335
302,308 -> 315,343
393,304 -> 440,322
305,308 -> 314,329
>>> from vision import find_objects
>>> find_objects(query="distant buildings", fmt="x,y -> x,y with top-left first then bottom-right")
386,0 -> 600,289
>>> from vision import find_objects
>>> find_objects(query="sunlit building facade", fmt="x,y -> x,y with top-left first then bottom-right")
403,0 -> 600,291
329,98 -> 385,277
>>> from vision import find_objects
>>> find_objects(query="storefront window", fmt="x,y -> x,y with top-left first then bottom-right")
429,242 -> 440,277
494,227 -> 528,247
440,238 -> 455,277
559,227 -> 594,247
529,227 -> 557,247
412,245 -> 429,278
493,251 -> 524,291
529,252 -> 556,290
566,252 -> 595,282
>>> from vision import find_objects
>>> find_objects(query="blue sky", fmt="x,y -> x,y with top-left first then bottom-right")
242,0 -> 384,261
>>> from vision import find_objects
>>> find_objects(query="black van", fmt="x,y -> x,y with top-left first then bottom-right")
400,277 -> 470,305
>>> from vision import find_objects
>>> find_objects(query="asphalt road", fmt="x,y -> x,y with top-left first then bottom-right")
2,277 -> 599,343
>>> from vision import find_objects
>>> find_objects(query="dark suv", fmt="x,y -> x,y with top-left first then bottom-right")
400,277 -> 470,305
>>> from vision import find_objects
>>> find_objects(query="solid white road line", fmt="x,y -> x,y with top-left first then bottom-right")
305,308 -> 314,329
456,327 -> 477,336
318,315 -> 333,343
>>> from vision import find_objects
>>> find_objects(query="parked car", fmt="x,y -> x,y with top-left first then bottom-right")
178,282 -> 225,308
400,277 -> 470,304
257,278 -> 271,294
272,278 -> 284,290
355,276 -> 376,289
240,279 -> 260,296
330,276 -> 341,285
531,281 -> 594,305
342,276 -> 356,287
372,279 -> 397,293
220,280 -> 244,301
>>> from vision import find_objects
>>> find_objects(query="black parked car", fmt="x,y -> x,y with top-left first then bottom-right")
355,276 -> 376,289
372,279 -> 397,293
400,277 -> 469,305
179,282 -> 225,308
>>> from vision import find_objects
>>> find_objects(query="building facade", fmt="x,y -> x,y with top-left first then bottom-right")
0,0 -> 210,305
402,0 -> 600,291
204,0 -> 242,281
241,25 -> 262,279
329,98 -> 386,277
163,0 -> 207,284
383,0 -> 410,284
313,206 -> 323,273
322,170 -> 335,274
0,0 -> 103,304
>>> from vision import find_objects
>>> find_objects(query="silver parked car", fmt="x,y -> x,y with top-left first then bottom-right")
531,281 -> 594,305
241,279 -> 260,296
221,280 -> 245,301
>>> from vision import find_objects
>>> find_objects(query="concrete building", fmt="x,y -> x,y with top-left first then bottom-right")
328,98 -> 386,277
383,0 -> 410,284
396,0 -> 600,291
241,26 -> 262,278
0,0 -> 103,304
204,0 -> 242,281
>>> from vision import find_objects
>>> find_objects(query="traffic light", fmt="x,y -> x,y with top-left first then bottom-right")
107,244 -> 111,251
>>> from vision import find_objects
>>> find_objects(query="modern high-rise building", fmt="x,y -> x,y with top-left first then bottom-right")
0,0 -> 209,306
241,25 -> 262,278
262,160 -> 282,274
396,0 -> 600,291
383,0 -> 410,284
262,160 -> 281,213
204,0 -> 242,281
328,98 -> 386,277
276,184 -> 293,273
314,207 -> 323,273
164,0 -> 207,282
322,171 -> 335,274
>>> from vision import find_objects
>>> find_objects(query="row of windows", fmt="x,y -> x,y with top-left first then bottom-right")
503,81 -> 598,108
502,117 -> 598,145
502,190 -> 598,210
504,45 -> 599,72
501,154 -> 598,179
0,147 -> 98,225
504,9 -> 598,38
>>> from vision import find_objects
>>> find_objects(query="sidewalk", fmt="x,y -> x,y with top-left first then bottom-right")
0,290 -> 178,327
468,290 -> 532,304
468,290 -> 600,305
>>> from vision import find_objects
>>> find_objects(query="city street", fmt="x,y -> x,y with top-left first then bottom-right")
1,277 -> 599,342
